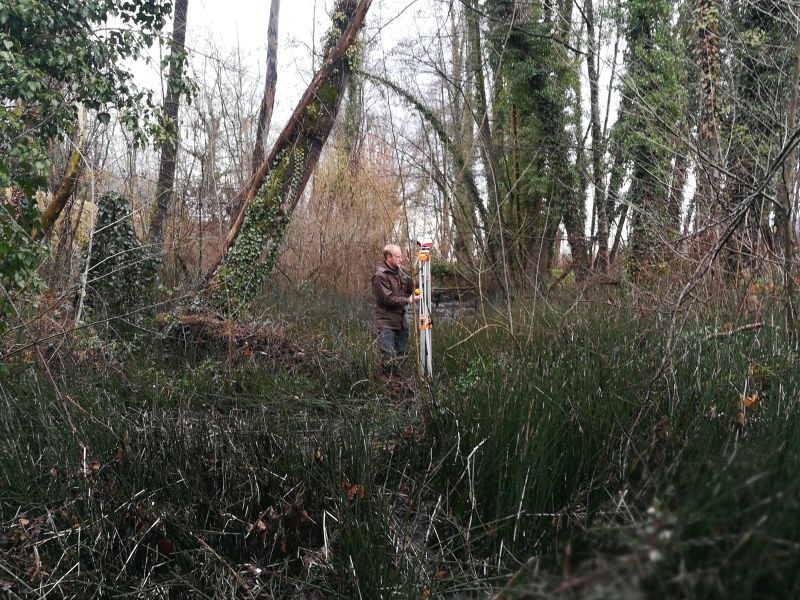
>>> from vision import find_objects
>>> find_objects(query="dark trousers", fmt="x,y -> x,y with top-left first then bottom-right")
377,328 -> 409,375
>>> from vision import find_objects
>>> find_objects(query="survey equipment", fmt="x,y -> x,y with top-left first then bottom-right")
416,241 -> 433,377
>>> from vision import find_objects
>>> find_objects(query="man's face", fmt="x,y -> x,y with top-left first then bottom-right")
387,249 -> 403,269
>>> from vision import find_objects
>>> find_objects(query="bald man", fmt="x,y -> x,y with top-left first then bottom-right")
372,244 -> 416,375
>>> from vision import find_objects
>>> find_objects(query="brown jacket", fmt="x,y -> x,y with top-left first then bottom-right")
372,260 -> 412,330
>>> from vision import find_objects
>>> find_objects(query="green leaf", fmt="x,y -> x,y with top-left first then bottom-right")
97,112 -> 111,125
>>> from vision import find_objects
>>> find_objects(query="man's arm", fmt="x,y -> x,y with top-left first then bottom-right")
373,273 -> 409,307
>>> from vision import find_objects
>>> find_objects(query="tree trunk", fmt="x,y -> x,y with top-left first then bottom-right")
585,0 -> 609,272
36,107 -> 87,239
149,0 -> 189,249
668,147 -> 688,235
779,30 -> 800,334
252,0 -> 281,175
467,0 -> 504,250
694,0 -> 722,256
554,0 -> 589,280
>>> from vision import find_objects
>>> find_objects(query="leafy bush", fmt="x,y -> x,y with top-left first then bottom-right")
85,193 -> 156,318
0,194 -> 45,332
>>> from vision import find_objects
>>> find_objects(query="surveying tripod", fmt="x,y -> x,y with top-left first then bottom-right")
415,242 -> 433,377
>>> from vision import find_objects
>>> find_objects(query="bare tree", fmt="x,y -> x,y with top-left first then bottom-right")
149,0 -> 190,249
252,0 -> 281,174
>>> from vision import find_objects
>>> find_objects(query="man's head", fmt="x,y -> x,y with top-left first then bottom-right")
383,244 -> 404,269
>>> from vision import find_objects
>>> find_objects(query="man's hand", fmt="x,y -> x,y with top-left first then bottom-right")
408,289 -> 422,304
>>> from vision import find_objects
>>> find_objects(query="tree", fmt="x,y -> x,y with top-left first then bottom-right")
0,0 -> 172,327
483,0 -> 587,284
584,0 -> 610,272
252,0 -> 281,174
149,0 -> 191,249
616,0 -> 685,273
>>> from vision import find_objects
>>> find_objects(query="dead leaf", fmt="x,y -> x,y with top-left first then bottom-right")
342,479 -> 365,501
157,537 -> 174,556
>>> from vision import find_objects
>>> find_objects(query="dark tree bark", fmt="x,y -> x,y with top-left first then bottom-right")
149,0 -> 189,248
252,0 -> 281,175
553,0 -> 589,280
693,0 -> 722,254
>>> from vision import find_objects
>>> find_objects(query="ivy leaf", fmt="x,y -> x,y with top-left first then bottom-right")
97,112 -> 111,125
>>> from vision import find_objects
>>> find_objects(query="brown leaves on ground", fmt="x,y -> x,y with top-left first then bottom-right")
246,502 -> 314,555
169,314 -> 318,365
741,391 -> 759,409
342,479 -> 365,502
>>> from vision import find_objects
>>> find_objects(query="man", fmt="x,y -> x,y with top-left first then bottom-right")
372,244 -> 417,375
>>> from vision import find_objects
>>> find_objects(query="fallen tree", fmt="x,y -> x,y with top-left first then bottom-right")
202,0 -> 372,314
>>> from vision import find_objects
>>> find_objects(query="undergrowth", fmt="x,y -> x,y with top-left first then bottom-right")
1,286 -> 800,598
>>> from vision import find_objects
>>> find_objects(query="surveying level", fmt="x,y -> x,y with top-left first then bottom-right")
416,241 -> 434,377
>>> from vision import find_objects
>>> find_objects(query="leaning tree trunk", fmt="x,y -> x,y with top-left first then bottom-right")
203,0 -> 372,311
149,0 -> 189,250
251,0 -> 281,175
363,71 -> 503,276
35,106 -> 87,239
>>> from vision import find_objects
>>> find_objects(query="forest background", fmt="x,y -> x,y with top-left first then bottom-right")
2,0 -> 800,597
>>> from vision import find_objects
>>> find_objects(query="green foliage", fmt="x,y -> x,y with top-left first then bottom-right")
4,286 -> 800,595
212,146 -> 306,312
85,193 -> 157,318
0,200 -> 44,331
0,0 -> 172,195
487,3 -> 560,207
0,0 -> 173,330
617,0 -> 687,270
430,259 -> 455,283
4,290 -> 800,596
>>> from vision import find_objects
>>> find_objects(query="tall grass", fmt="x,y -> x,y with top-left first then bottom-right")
1,287 -> 800,597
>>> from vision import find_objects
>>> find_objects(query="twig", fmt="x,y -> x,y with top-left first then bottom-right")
701,322 -> 762,342
445,323 -> 522,353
